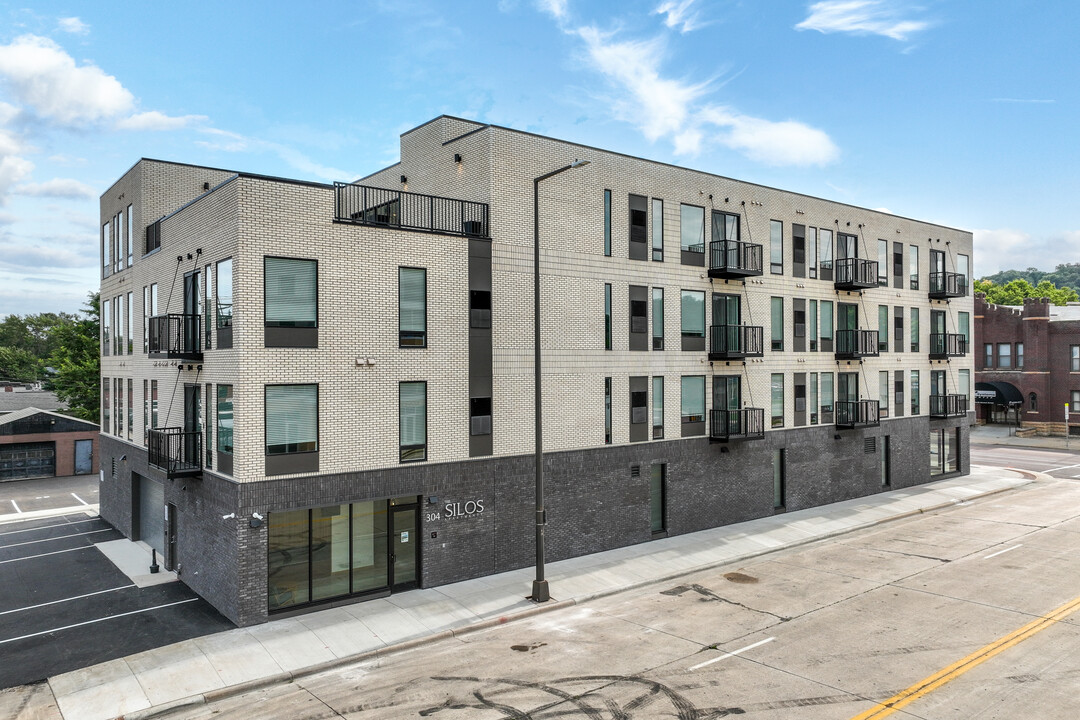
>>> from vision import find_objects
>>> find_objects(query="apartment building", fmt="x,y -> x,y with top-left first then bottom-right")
98,116 -> 974,626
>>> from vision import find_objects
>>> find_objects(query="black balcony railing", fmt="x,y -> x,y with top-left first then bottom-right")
710,408 -> 766,442
147,427 -> 202,478
930,394 -> 968,418
835,400 -> 880,428
334,183 -> 490,238
834,257 -> 879,290
148,314 -> 202,360
928,272 -> 968,299
929,333 -> 967,358
835,329 -> 880,359
708,240 -> 763,278
709,324 -> 765,360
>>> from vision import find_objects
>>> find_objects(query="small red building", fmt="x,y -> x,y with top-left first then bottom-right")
0,407 -> 99,481
974,293 -> 1080,434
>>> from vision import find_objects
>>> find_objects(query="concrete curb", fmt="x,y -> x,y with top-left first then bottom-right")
0,505 -> 98,525
124,473 -> 1035,720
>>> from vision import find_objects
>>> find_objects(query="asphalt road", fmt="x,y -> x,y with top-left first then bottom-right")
972,443 -> 1080,480
0,474 -> 99,517
0,513 -> 233,689
162,473 -> 1080,720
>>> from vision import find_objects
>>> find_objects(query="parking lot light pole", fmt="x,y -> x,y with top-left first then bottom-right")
532,159 -> 590,603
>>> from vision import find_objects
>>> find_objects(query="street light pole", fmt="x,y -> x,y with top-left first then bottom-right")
532,159 -> 589,603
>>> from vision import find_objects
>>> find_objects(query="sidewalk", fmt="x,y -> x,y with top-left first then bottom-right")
970,423 -> 1080,451
32,466 -> 1036,720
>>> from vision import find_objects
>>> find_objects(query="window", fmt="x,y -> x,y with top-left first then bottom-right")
681,375 -> 705,428
958,369 -> 970,404
773,449 -> 785,509
217,385 -> 233,454
145,283 -> 157,354
986,343 -> 995,370
470,397 -> 492,436
127,205 -> 134,266
143,379 -> 148,440
809,373 -> 819,424
115,378 -> 123,436
878,240 -> 888,286
150,379 -> 159,430
398,382 -> 426,461
819,229 -> 833,270
605,377 -> 612,444
470,289 -> 491,329
880,436 -> 890,486
957,254 -> 970,289
629,194 -> 648,260
793,226 -> 805,276
398,267 -> 427,347
216,259 -> 233,329
771,373 -> 784,428
266,384 -> 318,455
650,463 -> 666,534
126,292 -> 133,354
958,312 -> 970,353
630,381 -> 648,439
1073,346 -> 1080,372
770,297 -> 783,351
878,305 -> 889,352
114,212 -> 122,272
102,298 -> 111,356
680,204 -> 705,261
652,376 -> 664,439
997,343 -> 1012,369
820,301 -> 833,344
1073,391 -> 1080,413
116,295 -> 125,355
894,307 -> 904,353
1030,393 -> 1037,411
265,257 -> 317,327
651,198 -> 664,261
681,290 -> 705,340
605,283 -> 613,350
102,221 -> 111,278
909,245 -> 919,289
910,308 -> 920,352
770,220 -> 783,274
102,379 -> 109,432
809,300 -> 818,351
808,227 -> 818,279
603,190 -> 612,257
630,286 -> 647,344
893,243 -> 903,289
930,428 -> 959,476
894,371 -> 904,417
652,288 -> 664,350
1016,342 -> 1024,369
795,377 -> 806,416
127,379 -> 133,440
794,304 -> 806,345
879,371 -> 889,418
821,372 -> 834,418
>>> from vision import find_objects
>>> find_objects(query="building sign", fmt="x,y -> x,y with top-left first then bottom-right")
426,499 -> 486,522
975,390 -> 998,404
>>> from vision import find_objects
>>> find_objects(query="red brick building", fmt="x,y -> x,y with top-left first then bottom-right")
0,408 -> 99,481
974,294 -> 1080,434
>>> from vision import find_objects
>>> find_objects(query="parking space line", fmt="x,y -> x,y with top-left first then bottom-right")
71,493 -> 90,506
1044,463 -> 1080,473
0,546 -> 95,564
689,637 -> 775,671
0,518 -> 102,537
984,544 -> 1022,560
0,528 -> 112,549
0,598 -> 201,646
9,500 -> 20,514
0,585 -> 136,617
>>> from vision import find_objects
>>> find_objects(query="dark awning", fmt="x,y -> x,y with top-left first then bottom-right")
975,381 -> 1023,406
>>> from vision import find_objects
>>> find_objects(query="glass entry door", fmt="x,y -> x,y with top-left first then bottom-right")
838,303 -> 857,331
837,373 -> 858,403
390,505 -> 418,590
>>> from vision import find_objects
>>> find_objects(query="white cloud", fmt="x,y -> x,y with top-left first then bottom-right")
116,110 -> 208,131
654,0 -> 705,33
536,0 -> 567,19
57,17 -> 90,35
796,1 -> 928,41
573,25 -> 837,166
973,228 -> 1080,275
0,155 -> 34,205
14,178 -> 96,199
0,35 -> 134,125
991,98 -> 1054,104
195,127 -> 353,181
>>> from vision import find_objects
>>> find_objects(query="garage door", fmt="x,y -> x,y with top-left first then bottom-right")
0,442 -> 56,482
137,474 -> 166,555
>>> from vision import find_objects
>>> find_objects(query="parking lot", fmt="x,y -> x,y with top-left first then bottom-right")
0,473 -> 99,518
0,512 -> 233,688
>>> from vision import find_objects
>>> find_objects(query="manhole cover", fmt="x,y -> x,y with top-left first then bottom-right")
723,572 -> 758,584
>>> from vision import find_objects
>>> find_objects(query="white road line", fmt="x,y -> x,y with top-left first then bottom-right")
70,493 -> 89,506
689,637 -> 775,671
10,500 -> 20,514
984,544 -> 1023,560
0,546 -> 94,564
0,585 -> 135,617
0,528 -> 112,549
0,519 -> 101,537
1043,463 -> 1080,473
0,598 -> 200,646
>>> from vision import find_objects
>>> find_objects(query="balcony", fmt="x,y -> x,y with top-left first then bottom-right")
709,324 -> 765,360
835,329 -> 880,360
929,333 -> 967,359
710,408 -> 766,442
147,427 -> 202,478
835,400 -> 880,429
834,257 -> 878,291
708,240 -> 763,279
930,394 -> 968,418
148,314 -> 202,360
334,183 -> 490,238
928,272 -> 968,299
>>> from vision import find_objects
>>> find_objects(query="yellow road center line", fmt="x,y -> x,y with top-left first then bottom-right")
850,595 -> 1080,720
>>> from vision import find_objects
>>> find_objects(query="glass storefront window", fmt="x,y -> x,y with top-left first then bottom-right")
311,504 -> 351,602
352,501 -> 389,594
268,509 -> 310,610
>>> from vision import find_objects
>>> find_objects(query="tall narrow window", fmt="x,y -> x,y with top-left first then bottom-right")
116,379 -> 123,437
809,373 -> 819,424
910,307 -> 920,352
127,205 -> 134,265
819,229 -> 833,273
604,377 -> 612,444
958,369 -> 970,404
1016,342 -> 1024,369
151,379 -> 158,430
605,283 -> 613,350
909,245 -> 919,289
894,307 -> 904,354
127,378 -> 133,440
603,190 -> 612,257
217,385 -> 234,454
680,376 -> 705,434
1072,391 -> 1080,413
652,376 -> 664,439
1070,345 -> 1078,371
266,384 -> 319,455
629,285 -> 647,350
116,295 -> 125,356
821,372 -> 834,420
143,379 -> 148,441
651,198 -> 664,261
880,436 -> 890,486
126,291 -> 133,354
820,301 -> 833,345
770,220 -> 783,274
398,382 -> 426,462
398,267 -> 427,347
957,254 -> 970,290
878,305 -> 889,352
809,300 -> 818,351
808,227 -> 818,279
879,371 -> 889,418
217,259 -> 233,329
771,297 -> 783,351
102,379 -> 110,432
102,298 -> 111,356
771,373 -> 784,428
680,204 -> 705,265
630,378 -> 648,441
629,194 -> 648,261
650,463 -> 666,534
911,370 -> 920,415
878,240 -> 888,286
958,312 -> 970,353
652,287 -> 664,350
773,449 -> 785,509
894,370 -> 905,417
102,221 -> 111,278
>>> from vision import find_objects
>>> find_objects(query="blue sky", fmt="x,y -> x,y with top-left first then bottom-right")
0,0 -> 1076,316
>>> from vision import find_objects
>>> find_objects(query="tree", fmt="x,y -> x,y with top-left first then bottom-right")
975,277 -> 1078,306
47,293 -> 100,421
0,346 -> 41,383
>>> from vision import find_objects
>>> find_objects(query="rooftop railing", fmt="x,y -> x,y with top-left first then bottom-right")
334,183 -> 490,238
